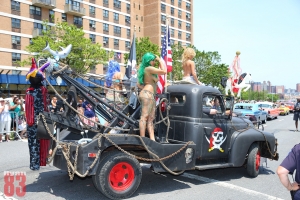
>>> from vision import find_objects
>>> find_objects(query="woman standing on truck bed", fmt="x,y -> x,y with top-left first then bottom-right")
182,48 -> 202,85
137,53 -> 166,141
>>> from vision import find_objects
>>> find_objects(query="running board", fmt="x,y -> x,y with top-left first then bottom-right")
195,163 -> 233,170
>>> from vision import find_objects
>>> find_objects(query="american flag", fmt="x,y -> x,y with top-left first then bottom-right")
156,25 -> 172,105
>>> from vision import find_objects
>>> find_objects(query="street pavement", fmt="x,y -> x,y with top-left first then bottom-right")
0,113 -> 299,200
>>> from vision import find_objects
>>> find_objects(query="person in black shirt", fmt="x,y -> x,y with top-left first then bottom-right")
277,144 -> 300,198
293,98 -> 300,131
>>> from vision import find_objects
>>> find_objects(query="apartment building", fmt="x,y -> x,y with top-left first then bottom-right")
0,0 -> 193,74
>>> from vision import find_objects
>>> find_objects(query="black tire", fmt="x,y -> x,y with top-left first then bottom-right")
247,143 -> 260,177
93,151 -> 142,200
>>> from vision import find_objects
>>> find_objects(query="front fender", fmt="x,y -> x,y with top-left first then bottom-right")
228,128 -> 276,166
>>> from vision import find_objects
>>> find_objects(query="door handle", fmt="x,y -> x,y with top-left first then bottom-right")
204,127 -> 212,129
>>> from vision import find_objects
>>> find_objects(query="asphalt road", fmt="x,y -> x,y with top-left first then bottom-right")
0,113 -> 299,200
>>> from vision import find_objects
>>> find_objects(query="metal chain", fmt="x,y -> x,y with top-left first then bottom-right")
230,116 -> 278,158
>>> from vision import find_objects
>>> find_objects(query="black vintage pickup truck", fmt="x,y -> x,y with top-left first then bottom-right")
40,77 -> 278,200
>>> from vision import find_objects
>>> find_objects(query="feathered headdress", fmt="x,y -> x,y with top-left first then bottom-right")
106,60 -> 120,87
26,58 -> 50,81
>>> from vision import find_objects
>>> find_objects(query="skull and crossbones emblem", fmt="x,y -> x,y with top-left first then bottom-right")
205,127 -> 227,152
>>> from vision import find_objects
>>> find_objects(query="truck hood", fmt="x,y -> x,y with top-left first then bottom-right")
231,116 -> 254,130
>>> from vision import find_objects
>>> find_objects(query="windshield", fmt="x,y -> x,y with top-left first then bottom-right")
234,105 -> 253,110
261,104 -> 270,108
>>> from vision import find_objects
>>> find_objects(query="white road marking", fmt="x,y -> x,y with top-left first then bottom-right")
181,173 -> 283,200
278,119 -> 284,121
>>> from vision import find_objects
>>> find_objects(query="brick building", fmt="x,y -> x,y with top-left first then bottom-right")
296,83 -> 300,92
0,0 -> 193,74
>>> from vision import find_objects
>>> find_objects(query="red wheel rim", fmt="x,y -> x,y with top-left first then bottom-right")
109,162 -> 135,191
255,150 -> 261,171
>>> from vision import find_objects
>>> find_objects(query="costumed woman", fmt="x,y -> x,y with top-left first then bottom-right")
137,53 -> 166,141
25,58 -> 50,170
182,48 -> 201,85
105,60 -> 123,91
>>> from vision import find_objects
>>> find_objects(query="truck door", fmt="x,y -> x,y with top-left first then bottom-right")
200,94 -> 230,159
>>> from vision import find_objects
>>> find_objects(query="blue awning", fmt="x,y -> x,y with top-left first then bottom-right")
0,74 -> 104,88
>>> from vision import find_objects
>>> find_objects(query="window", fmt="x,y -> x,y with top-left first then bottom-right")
125,41 -> 130,48
161,15 -> 166,23
171,29 -> 174,37
103,23 -> 109,32
186,33 -> 191,40
103,0 -> 108,5
141,16 -> 143,21
178,0 -> 182,7
114,39 -> 119,46
139,26 -> 141,32
161,26 -> 166,34
49,10 -> 54,23
139,4 -> 140,10
170,39 -> 175,45
171,18 -> 174,25
178,31 -> 182,38
202,95 -> 224,116
73,16 -> 82,25
103,10 -> 109,18
89,6 -> 95,15
90,34 -> 96,43
178,10 -> 181,18
136,15 -> 138,20
171,0 -> 174,5
12,53 -> 21,62
89,20 -> 96,28
161,4 -> 166,12
11,0 -> 20,11
62,13 -> 67,22
186,13 -> 191,20
114,26 -> 121,34
171,7 -> 174,15
126,4 -> 130,12
186,2 -> 191,10
66,0 -> 80,10
178,20 -> 182,28
186,23 -> 191,30
103,36 -> 109,45
12,35 -> 21,45
30,5 -> 41,16
113,13 -> 119,21
11,18 -> 20,28
34,22 -> 45,30
113,0 -> 121,8
170,93 -> 186,105
127,29 -> 130,37
125,16 -> 130,24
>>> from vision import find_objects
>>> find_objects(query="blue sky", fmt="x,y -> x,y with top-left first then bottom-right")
193,0 -> 300,89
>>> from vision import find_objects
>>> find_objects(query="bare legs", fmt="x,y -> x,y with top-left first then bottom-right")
139,90 -> 155,141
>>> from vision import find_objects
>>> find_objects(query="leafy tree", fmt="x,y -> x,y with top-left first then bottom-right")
170,43 -> 184,81
20,21 -> 110,74
124,37 -> 160,66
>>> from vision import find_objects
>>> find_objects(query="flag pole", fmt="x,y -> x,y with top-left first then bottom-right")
166,15 -> 170,93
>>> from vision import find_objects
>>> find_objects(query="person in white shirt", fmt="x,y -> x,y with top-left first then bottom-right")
0,98 -> 12,142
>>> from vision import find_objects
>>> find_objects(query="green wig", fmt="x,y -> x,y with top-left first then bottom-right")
138,52 -> 156,85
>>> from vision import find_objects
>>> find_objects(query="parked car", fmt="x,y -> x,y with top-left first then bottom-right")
285,102 -> 295,113
233,103 -> 268,124
256,102 -> 279,120
278,104 -> 289,115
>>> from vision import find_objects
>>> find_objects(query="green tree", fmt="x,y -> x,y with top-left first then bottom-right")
170,43 -> 184,81
124,37 -> 160,66
20,21 -> 110,74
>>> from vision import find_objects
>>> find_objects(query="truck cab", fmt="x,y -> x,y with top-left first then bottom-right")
157,84 -> 278,170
